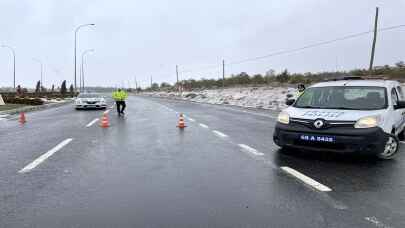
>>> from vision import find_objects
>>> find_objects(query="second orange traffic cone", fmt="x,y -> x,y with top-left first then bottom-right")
177,113 -> 187,129
19,112 -> 26,124
100,113 -> 110,128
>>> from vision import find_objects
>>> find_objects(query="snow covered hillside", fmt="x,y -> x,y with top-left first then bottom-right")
144,87 -> 297,110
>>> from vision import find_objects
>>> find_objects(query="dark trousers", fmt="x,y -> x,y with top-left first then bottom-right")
116,101 -> 126,114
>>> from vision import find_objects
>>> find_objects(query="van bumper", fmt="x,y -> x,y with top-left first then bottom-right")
273,123 -> 388,154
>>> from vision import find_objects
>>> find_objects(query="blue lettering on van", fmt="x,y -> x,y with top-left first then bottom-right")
302,111 -> 344,118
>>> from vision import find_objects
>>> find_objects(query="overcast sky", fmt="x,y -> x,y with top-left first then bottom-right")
0,0 -> 404,88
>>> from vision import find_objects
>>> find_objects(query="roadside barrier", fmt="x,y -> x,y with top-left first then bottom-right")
100,113 -> 110,128
19,112 -> 26,124
177,113 -> 187,129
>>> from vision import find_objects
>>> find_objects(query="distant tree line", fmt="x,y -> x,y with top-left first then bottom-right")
141,61 -> 405,91
8,80 -> 76,97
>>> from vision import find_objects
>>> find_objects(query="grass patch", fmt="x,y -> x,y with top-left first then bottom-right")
0,103 -> 27,111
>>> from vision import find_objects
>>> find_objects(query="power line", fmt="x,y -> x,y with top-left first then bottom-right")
178,24 -> 405,74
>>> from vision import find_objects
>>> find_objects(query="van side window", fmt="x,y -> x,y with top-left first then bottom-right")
391,88 -> 399,106
396,86 -> 404,100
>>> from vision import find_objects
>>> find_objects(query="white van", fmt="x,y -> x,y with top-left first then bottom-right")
273,78 -> 405,159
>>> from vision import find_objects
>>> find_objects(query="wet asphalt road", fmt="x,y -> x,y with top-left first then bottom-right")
0,95 -> 404,227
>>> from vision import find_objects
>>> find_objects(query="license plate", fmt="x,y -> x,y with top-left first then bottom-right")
299,134 -> 336,143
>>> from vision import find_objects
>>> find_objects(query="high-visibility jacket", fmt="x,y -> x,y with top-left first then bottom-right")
112,90 -> 128,101
297,91 -> 304,98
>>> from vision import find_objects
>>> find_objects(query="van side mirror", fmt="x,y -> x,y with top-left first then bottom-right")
394,101 -> 405,109
285,99 -> 295,106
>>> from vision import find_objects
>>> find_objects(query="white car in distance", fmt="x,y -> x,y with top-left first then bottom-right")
75,93 -> 107,110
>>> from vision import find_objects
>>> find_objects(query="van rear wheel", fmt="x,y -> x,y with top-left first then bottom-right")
377,134 -> 399,160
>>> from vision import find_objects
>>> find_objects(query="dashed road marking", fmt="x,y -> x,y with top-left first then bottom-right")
188,118 -> 195,122
19,138 -> 73,174
281,166 -> 332,192
364,217 -> 393,228
212,130 -> 228,138
238,144 -> 264,156
103,109 -> 110,114
86,118 -> 99,127
199,123 -> 209,129
110,105 -> 114,109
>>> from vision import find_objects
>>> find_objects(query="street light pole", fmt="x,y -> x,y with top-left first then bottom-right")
176,65 -> 179,93
1,45 -> 16,89
74,23 -> 95,92
33,58 -> 44,92
222,59 -> 225,89
81,49 -> 94,92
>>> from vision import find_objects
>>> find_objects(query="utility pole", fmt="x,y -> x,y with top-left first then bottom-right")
369,7 -> 379,75
222,59 -> 225,89
176,65 -> 179,92
150,76 -> 153,88
134,76 -> 138,91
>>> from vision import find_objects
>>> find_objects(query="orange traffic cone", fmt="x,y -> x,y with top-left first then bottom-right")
100,113 -> 110,128
177,113 -> 187,129
19,112 -> 26,124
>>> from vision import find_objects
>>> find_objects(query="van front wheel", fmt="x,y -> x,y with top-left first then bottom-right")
377,134 -> 399,160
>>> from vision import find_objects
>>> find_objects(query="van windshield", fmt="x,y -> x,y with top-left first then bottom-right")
294,86 -> 387,110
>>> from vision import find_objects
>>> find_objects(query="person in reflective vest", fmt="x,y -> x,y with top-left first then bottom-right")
297,84 -> 306,98
112,89 -> 128,115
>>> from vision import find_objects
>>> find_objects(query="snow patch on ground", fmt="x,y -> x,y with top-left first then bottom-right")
40,98 -> 70,104
144,87 -> 297,110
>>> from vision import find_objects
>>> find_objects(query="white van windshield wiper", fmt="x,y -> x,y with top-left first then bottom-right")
296,105 -> 322,109
329,107 -> 359,110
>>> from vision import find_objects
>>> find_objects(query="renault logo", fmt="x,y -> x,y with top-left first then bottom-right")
314,119 -> 325,129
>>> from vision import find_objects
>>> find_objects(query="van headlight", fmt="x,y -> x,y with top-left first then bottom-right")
277,112 -> 290,124
354,116 -> 381,128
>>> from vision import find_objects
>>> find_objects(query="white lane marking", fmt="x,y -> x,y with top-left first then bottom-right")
103,109 -> 110,114
364,217 -> 393,228
19,138 -> 73,174
110,105 -> 114,109
238,144 -> 264,156
212,130 -> 228,138
199,123 -> 209,129
188,118 -> 195,122
281,166 -> 332,192
86,118 -> 99,127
